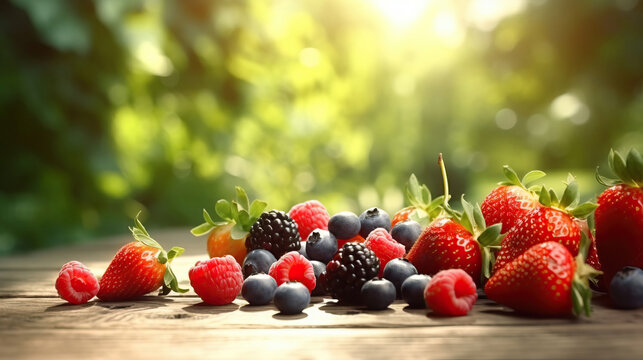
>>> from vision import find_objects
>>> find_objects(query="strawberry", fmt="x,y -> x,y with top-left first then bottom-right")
97,214 -> 187,301
485,240 -> 600,317
392,174 -> 445,228
492,175 -> 600,274
595,149 -> 643,287
191,187 -> 268,265
481,166 -> 544,233
406,154 -> 503,284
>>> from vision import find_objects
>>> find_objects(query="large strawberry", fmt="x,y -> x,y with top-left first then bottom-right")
406,154 -> 503,284
97,214 -> 187,301
191,187 -> 268,265
595,149 -> 643,286
492,175 -> 600,274
391,174 -> 444,228
485,240 -> 600,317
481,166 -> 544,233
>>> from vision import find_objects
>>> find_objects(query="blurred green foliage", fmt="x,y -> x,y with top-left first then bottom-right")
1,0 -> 641,254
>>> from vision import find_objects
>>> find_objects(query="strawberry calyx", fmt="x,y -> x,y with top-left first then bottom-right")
498,165 -> 546,194
129,213 -> 188,295
403,173 -> 445,227
596,148 -> 643,188
571,232 -> 602,316
538,174 -> 597,219
191,186 -> 268,240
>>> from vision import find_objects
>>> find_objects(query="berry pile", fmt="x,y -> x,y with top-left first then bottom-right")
53,149 -> 643,318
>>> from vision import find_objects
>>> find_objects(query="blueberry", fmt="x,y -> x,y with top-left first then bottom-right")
241,274 -> 277,306
242,249 -> 277,278
359,207 -> 391,238
274,282 -> 311,315
299,241 -> 309,259
391,221 -> 422,252
361,278 -> 396,310
310,260 -> 327,295
383,258 -> 418,296
401,274 -> 431,308
610,266 -> 643,309
305,229 -> 337,264
328,211 -> 361,239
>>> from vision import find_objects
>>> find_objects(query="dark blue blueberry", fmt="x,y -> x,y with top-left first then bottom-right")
310,260 -> 327,295
361,278 -> 396,310
401,274 -> 431,308
242,249 -> 277,278
391,220 -> 422,252
299,241 -> 309,259
274,282 -> 311,315
328,211 -> 361,239
305,229 -> 337,264
610,266 -> 643,309
241,274 -> 277,306
359,207 -> 391,238
383,258 -> 418,296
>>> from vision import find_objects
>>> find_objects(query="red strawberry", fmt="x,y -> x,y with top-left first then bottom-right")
288,200 -> 330,241
337,234 -> 365,250
391,206 -> 415,228
406,154 -> 503,284
97,214 -> 187,301
392,174 -> 445,228
481,166 -> 544,233
491,176 -> 599,274
485,241 -> 600,317
595,149 -> 643,287
191,186 -> 268,265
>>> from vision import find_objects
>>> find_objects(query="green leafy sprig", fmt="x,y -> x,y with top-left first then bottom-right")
538,174 -> 597,219
596,148 -> 643,188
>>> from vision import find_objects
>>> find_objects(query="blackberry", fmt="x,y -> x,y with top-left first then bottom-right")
320,242 -> 380,303
246,210 -> 301,259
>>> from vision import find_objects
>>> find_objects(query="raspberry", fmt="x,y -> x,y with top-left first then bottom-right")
268,251 -> 316,293
189,255 -> 243,305
337,234 -> 365,250
424,269 -> 477,316
288,200 -> 330,241
55,261 -> 99,305
364,228 -> 405,277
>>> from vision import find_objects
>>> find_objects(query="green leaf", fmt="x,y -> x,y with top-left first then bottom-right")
157,250 -> 168,265
610,149 -> 632,184
626,149 -> 643,184
408,209 -> 430,227
229,201 -> 240,222
230,223 -> 248,240
521,170 -> 546,186
249,200 -> 268,219
473,203 -> 486,230
559,176 -> 579,209
190,222 -> 214,236
407,174 -> 422,203
503,166 -> 521,186
166,247 -> 185,262
481,247 -> 495,280
237,209 -> 250,229
595,167 -> 621,187
460,196 -> 476,234
162,266 -> 188,295
477,223 -> 502,247
235,186 -> 250,210
203,209 -> 215,226
539,187 -> 551,207
215,200 -> 232,220
420,185 -> 431,206
568,202 -> 598,219
549,189 -> 559,205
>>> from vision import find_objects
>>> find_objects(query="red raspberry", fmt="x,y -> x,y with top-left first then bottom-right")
55,261 -> 99,305
268,251 -> 316,293
288,200 -> 330,241
364,228 -> 405,277
337,234 -> 365,250
189,255 -> 243,305
424,269 -> 477,316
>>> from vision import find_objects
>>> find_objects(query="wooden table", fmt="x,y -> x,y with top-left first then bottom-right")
2,228 -> 642,359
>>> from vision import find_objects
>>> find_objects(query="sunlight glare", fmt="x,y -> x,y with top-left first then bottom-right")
370,0 -> 431,29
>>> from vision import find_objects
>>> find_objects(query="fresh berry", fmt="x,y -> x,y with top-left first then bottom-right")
382,258 -> 418,296
361,278 -> 396,310
305,229 -> 338,264
609,266 -> 643,309
365,228 -> 406,277
328,211 -> 361,240
481,166 -> 544,234
424,269 -> 477,316
406,155 -> 502,284
246,210 -> 301,259
485,241 -> 600,317
402,274 -> 432,308
359,207 -> 391,238
320,242 -> 380,303
268,251 -> 316,293
288,200 -> 330,241
274,282 -> 310,315
55,261 -> 99,304
310,260 -> 327,295
391,206 -> 415,228
337,234 -> 365,250
595,149 -> 643,286
390,220 -> 422,252
242,273 -> 277,306
191,187 -> 268,265
242,249 -> 277,278
190,255 -> 244,305
492,177 -> 599,275
392,174 -> 445,228
299,241 -> 309,259
97,215 -> 187,301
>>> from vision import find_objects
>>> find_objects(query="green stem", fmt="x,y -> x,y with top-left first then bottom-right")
438,153 -> 450,206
